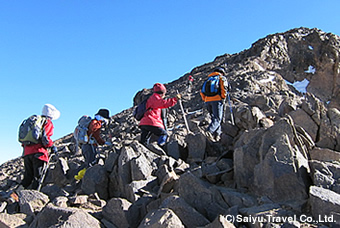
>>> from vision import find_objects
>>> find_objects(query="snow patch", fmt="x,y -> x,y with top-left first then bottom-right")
305,65 -> 316,74
308,45 -> 314,50
285,79 -> 309,93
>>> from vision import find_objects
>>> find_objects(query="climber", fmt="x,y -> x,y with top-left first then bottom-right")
74,108 -> 112,180
20,104 -> 60,190
187,75 -> 194,93
200,67 -> 229,141
139,83 -> 181,148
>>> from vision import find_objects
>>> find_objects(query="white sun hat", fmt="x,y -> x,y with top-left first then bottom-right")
42,104 -> 60,120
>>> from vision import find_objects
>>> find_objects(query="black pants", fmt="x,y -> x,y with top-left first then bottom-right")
81,144 -> 97,167
21,153 -> 46,190
140,125 -> 168,146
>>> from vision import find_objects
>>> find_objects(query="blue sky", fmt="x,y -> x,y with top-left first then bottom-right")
1,0 -> 339,165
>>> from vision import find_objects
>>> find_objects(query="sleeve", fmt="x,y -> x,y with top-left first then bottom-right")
151,95 -> 178,109
89,120 -> 106,145
220,76 -> 227,99
42,119 -> 54,148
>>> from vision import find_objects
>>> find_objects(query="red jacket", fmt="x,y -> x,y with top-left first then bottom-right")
23,118 -> 54,162
88,119 -> 105,145
139,93 -> 178,129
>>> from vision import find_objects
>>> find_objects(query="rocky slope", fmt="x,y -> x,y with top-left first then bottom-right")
1,27 -> 340,227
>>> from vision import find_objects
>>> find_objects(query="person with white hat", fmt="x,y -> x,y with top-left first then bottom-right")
20,104 -> 60,190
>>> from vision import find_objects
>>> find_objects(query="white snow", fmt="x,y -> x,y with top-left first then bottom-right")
286,78 -> 309,93
308,45 -> 314,50
305,65 -> 316,74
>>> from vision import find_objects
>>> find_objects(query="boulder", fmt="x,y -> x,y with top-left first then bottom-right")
0,213 -> 27,228
186,132 -> 206,163
310,147 -> 340,162
29,203 -> 101,228
309,186 -> 340,224
177,172 -> 230,221
160,195 -> 210,227
234,117 -> 310,202
18,190 -> 49,216
81,165 -> 109,200
102,197 -> 131,228
289,108 -> 318,141
138,208 -> 184,228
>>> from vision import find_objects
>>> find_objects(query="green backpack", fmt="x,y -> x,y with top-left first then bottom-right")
18,115 -> 47,145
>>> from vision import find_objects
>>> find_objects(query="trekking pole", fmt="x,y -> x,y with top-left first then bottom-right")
176,90 -> 191,132
37,147 -> 57,191
226,90 -> 235,125
222,62 -> 235,125
222,99 -> 227,123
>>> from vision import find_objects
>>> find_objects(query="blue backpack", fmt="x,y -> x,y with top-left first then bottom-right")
201,76 -> 220,96
133,98 -> 150,121
18,115 -> 47,145
74,115 -> 93,145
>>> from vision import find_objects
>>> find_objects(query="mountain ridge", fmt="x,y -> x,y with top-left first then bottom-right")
0,27 -> 340,227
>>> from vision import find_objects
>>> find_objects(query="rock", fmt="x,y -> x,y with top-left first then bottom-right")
117,145 -> 140,196
81,165 -> 109,200
17,190 -> 49,216
104,150 -> 119,172
52,196 -> 68,207
138,208 -> 184,228
102,197 -> 132,228
130,152 -> 153,181
217,187 -> 256,208
289,108 -> 318,141
309,160 -> 340,193
160,195 -> 210,227
125,176 -> 157,203
156,164 -> 179,196
69,195 -> 88,205
166,140 -> 181,160
41,184 -> 68,201
235,117 -> 310,202
0,213 -> 27,228
310,147 -> 340,162
309,186 -> 340,225
186,132 -> 206,163
177,172 -> 229,221
29,203 -> 101,228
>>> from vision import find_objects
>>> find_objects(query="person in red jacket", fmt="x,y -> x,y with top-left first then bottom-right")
74,108 -> 112,181
139,83 -> 181,147
21,104 -> 60,190
82,109 -> 111,168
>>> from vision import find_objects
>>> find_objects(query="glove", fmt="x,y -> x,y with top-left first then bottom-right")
105,141 -> 112,146
176,94 -> 182,99
51,146 -> 58,153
